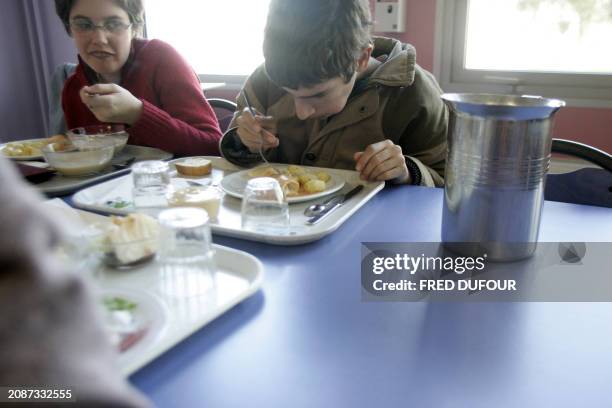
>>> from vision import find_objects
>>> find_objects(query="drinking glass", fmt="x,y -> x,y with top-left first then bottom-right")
59,223 -> 106,279
241,177 -> 290,234
131,160 -> 171,214
157,207 -> 215,298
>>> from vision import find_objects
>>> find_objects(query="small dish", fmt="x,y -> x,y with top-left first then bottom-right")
98,288 -> 168,354
67,124 -> 129,155
41,140 -> 114,177
100,213 -> 160,269
167,185 -> 223,220
102,238 -> 157,269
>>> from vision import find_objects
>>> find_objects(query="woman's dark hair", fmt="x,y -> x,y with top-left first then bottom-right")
54,0 -> 145,35
263,0 -> 372,89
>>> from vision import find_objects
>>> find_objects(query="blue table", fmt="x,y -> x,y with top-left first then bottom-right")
129,186 -> 612,407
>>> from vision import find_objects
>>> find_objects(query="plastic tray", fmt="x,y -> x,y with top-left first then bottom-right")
28,145 -> 173,196
73,157 -> 385,245
99,243 -> 263,375
43,199 -> 263,375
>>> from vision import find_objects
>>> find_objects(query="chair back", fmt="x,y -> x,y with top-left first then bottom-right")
545,139 -> 612,208
208,98 -> 237,133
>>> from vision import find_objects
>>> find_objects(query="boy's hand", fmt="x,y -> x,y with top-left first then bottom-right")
236,108 -> 279,153
80,84 -> 143,125
354,140 -> 411,184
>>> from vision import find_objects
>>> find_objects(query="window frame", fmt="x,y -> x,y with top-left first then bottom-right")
196,74 -> 248,90
434,0 -> 612,108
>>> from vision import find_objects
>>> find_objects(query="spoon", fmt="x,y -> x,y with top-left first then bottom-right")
304,185 -> 364,217
304,196 -> 339,217
243,91 -> 269,165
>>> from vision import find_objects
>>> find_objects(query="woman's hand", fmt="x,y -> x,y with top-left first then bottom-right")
235,108 -> 278,153
354,140 -> 411,183
80,84 -> 143,125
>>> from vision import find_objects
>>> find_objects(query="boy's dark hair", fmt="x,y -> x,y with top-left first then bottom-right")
54,0 -> 144,36
263,0 -> 372,89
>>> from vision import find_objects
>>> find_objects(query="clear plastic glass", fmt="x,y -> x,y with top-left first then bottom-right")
157,207 -> 215,298
241,177 -> 290,234
131,160 -> 171,214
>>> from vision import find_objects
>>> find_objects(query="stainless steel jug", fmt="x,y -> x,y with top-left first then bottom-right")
441,94 -> 565,261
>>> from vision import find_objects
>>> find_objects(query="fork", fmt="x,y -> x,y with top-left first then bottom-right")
243,92 -> 270,165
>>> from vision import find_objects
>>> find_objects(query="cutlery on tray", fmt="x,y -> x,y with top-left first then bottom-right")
305,184 -> 364,225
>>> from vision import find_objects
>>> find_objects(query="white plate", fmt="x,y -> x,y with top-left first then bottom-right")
0,138 -> 49,160
220,164 -> 345,203
97,288 -> 168,360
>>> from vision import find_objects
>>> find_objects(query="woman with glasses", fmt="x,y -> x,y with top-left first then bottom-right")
54,0 -> 222,156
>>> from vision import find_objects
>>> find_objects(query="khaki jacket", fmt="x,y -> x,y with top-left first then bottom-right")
220,37 -> 448,186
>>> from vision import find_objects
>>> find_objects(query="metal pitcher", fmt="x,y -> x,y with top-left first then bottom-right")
441,93 -> 565,261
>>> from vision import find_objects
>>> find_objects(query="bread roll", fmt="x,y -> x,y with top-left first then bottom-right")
175,158 -> 212,177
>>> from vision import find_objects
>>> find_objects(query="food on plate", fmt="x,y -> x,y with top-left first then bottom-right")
298,173 -> 316,184
102,295 -> 146,352
315,171 -> 331,182
304,179 -> 326,193
1,135 -> 67,157
247,165 -> 332,197
104,296 -> 138,311
248,165 -> 281,178
287,164 -> 305,176
168,186 -> 222,219
174,157 -> 213,176
47,135 -> 71,152
277,174 -> 300,196
105,213 -> 160,265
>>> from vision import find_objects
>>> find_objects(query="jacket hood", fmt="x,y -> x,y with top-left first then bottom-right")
368,36 -> 417,87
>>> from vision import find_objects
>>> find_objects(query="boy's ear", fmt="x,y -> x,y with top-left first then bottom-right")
356,44 -> 374,72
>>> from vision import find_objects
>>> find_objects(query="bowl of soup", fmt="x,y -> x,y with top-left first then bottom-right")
41,138 -> 114,176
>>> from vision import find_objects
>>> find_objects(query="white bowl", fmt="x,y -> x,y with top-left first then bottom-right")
42,139 -> 114,176
67,125 -> 129,155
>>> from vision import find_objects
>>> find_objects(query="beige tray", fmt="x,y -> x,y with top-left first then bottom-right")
99,243 -> 263,375
43,199 -> 264,375
72,156 -> 385,245
30,145 -> 172,196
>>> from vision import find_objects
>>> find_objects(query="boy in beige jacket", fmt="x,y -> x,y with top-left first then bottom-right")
220,0 -> 448,186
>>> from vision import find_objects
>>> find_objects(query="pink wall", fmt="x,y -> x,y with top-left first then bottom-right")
370,0 -> 611,153
371,0 -> 436,72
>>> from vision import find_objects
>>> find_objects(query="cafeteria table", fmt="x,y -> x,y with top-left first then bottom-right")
116,185 -> 612,407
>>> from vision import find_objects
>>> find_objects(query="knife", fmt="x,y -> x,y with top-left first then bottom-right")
306,184 -> 363,225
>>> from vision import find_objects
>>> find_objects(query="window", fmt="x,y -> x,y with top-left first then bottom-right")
435,0 -> 612,107
145,0 -> 272,87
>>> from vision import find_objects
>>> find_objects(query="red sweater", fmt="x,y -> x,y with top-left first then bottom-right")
62,39 -> 222,156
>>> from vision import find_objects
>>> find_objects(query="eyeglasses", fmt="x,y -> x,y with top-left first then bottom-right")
69,19 -> 132,35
